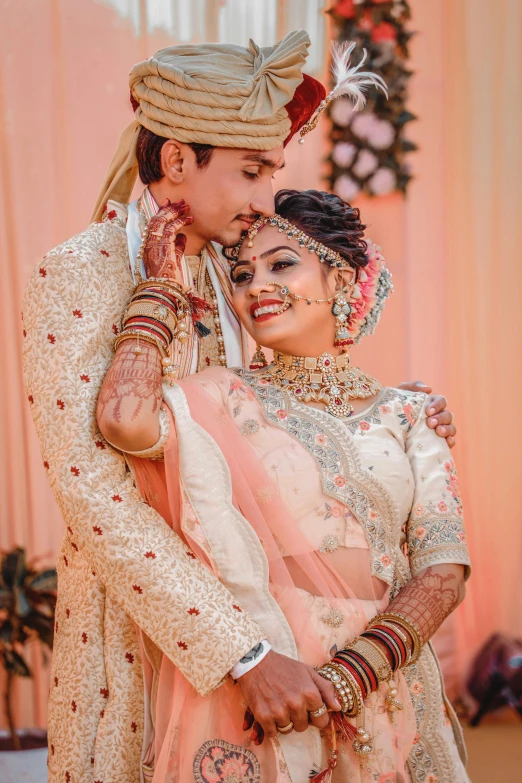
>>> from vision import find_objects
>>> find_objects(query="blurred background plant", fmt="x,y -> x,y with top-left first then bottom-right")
0,548 -> 56,750
327,0 -> 417,199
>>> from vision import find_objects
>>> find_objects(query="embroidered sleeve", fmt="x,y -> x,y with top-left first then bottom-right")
22,221 -> 264,697
404,396 -> 471,579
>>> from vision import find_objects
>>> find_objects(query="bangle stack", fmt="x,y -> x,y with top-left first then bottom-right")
115,278 -> 193,382
366,612 -> 423,666
317,661 -> 361,716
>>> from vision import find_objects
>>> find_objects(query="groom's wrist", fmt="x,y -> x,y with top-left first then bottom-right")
230,640 -> 271,680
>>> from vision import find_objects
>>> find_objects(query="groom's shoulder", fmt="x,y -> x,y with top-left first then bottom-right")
25,202 -> 131,295
45,201 -> 128,265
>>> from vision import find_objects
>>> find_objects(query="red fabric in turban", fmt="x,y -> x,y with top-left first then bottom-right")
283,74 -> 327,146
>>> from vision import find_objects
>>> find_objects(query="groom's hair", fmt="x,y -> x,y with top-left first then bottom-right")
136,126 -> 214,184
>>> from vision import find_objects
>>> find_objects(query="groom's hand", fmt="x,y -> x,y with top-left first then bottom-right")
237,651 -> 340,745
398,380 -> 457,448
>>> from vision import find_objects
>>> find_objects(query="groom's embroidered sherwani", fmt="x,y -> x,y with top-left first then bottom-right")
22,198 -> 263,782
22,29 -> 330,783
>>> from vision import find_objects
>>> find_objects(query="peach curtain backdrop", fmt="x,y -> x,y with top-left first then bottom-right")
0,0 -> 520,728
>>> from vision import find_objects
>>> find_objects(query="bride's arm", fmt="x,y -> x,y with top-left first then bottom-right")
320,395 -> 470,695
97,341 -> 163,452
371,563 -> 466,668
97,199 -> 192,453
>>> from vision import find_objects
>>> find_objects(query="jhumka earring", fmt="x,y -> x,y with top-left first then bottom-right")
332,291 -> 353,349
249,344 -> 268,370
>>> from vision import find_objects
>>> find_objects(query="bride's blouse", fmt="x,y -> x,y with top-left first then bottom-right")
184,367 -> 471,599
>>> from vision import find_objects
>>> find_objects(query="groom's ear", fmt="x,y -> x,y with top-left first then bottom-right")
160,140 -> 185,185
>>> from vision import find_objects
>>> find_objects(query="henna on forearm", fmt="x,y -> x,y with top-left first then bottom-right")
386,564 -> 466,644
97,341 -> 163,449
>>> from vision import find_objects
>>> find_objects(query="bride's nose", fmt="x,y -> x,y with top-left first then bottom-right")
247,278 -> 278,299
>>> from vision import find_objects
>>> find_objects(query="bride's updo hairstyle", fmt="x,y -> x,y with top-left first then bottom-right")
274,189 -> 369,279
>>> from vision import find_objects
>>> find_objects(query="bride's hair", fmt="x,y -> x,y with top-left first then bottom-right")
274,189 -> 368,276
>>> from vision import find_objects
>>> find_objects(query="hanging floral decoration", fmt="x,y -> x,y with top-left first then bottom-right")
327,0 -> 417,199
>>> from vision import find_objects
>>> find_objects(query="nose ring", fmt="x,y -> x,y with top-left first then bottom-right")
257,282 -> 291,308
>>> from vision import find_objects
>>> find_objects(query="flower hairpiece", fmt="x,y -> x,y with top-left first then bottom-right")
349,240 -> 393,344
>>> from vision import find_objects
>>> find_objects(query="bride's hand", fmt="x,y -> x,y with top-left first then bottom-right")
143,198 -> 193,279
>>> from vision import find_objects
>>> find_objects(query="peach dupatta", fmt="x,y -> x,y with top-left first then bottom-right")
130,373 -> 416,782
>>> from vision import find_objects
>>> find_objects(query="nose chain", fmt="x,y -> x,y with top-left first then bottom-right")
257,282 -> 344,307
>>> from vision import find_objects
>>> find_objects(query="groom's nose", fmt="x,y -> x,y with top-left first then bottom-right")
250,179 -> 276,217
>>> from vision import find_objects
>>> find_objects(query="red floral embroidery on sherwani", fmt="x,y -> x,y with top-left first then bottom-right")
22,200 -> 265,783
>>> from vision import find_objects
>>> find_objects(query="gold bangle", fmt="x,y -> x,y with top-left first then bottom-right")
318,662 -> 363,716
114,331 -> 167,358
345,637 -> 392,683
123,301 -> 178,334
342,667 -> 363,717
370,613 -> 423,665
317,664 -> 354,714
134,278 -> 190,304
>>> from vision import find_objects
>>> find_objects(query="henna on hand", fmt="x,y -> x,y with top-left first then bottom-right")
386,564 -> 466,644
143,199 -> 193,279
97,341 -> 163,449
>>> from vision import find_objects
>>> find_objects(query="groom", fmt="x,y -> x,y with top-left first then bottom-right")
23,32 -> 456,782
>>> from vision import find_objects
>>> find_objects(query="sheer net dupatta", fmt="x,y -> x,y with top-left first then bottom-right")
129,371 -> 415,782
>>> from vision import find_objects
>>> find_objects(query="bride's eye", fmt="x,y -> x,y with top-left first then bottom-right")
271,256 -> 298,272
231,269 -> 252,285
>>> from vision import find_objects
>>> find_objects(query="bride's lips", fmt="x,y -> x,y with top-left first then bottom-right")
250,298 -> 288,322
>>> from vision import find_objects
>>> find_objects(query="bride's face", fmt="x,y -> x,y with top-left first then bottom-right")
231,225 -> 351,357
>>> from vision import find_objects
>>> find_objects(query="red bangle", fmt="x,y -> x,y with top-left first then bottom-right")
332,657 -> 369,699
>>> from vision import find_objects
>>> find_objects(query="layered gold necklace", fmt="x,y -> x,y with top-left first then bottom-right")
263,351 -> 381,418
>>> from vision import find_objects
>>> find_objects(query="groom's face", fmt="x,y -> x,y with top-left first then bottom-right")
180,145 -> 286,248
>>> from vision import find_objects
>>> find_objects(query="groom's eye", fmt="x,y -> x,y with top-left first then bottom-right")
243,170 -> 260,180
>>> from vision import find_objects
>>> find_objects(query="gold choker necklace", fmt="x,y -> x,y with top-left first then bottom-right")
264,352 -> 381,418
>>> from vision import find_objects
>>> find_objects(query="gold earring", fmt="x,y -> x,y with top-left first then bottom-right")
249,343 -> 268,370
332,290 -> 353,349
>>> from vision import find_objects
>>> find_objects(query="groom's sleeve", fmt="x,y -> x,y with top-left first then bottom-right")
22,216 -> 264,697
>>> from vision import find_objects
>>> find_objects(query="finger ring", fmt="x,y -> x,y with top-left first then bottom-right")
309,703 -> 327,718
277,721 -> 294,734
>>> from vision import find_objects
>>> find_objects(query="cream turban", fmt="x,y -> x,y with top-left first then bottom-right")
92,30 -> 311,222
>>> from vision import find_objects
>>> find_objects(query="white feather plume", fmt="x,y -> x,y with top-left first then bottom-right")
329,41 -> 388,112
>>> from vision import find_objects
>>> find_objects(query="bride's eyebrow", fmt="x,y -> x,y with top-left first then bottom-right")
259,245 -> 299,259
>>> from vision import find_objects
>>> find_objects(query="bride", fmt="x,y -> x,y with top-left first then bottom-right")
98,188 -> 471,782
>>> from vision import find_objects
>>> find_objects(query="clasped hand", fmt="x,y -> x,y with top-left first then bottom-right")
237,650 -> 341,745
